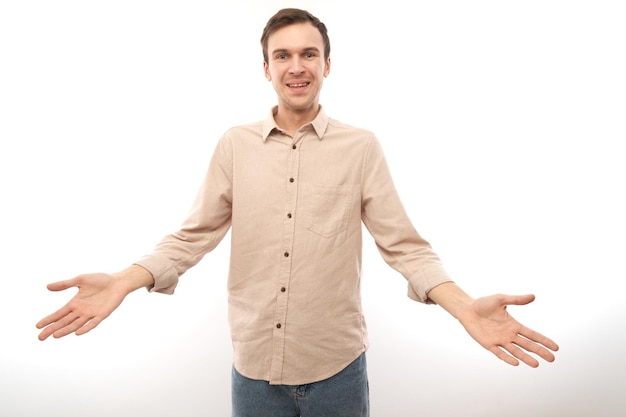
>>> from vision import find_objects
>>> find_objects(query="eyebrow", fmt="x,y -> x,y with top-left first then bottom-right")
271,47 -> 321,55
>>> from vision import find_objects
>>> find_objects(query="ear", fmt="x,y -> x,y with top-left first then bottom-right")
263,61 -> 271,81
324,57 -> 331,77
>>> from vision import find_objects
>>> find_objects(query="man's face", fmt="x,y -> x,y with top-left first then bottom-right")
264,22 -> 330,115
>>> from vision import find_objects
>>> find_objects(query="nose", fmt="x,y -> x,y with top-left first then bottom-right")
289,56 -> 305,74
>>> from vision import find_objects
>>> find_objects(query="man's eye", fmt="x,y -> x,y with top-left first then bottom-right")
277,54 -> 287,59
305,53 -> 315,58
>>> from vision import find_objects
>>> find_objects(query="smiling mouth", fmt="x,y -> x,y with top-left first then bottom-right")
287,82 -> 310,88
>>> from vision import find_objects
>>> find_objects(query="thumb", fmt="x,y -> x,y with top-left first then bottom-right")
46,278 -> 79,292
501,293 -> 536,306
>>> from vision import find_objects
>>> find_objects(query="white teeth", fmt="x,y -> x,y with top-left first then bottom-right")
288,83 -> 308,88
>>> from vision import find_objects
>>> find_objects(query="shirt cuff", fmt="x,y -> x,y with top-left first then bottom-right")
134,255 -> 180,295
407,264 -> 454,304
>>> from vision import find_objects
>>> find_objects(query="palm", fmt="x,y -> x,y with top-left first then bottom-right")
460,294 -> 558,367
36,273 -> 128,340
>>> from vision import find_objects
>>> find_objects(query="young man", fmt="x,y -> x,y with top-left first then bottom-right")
36,8 -> 559,417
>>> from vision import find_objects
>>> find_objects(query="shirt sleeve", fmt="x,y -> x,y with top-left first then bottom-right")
360,135 -> 453,303
135,135 -> 233,294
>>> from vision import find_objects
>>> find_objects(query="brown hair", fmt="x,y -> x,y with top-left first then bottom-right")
260,8 -> 330,64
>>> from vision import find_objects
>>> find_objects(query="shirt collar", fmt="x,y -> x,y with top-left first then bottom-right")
262,105 -> 329,142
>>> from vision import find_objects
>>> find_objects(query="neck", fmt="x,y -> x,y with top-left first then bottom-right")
274,104 -> 320,137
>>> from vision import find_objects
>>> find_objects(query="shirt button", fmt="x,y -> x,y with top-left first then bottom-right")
289,177 -> 294,183
287,213 -> 292,218
280,287 -> 286,292
284,252 -> 289,257
276,323 -> 282,329
292,144 -> 297,150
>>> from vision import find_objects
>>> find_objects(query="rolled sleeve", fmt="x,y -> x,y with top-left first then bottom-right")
134,255 -> 180,295
407,264 -> 454,304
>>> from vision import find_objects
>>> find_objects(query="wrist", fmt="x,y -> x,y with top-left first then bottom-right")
112,264 -> 154,294
428,282 -> 474,321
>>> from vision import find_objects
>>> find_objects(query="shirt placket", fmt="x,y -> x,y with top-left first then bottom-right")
268,132 -> 303,383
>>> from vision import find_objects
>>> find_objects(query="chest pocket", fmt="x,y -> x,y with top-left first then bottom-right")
305,185 -> 354,238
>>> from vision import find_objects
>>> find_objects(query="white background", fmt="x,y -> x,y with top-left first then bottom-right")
1,1 -> 625,416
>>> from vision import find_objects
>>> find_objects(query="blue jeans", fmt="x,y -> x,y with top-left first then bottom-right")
231,353 -> 370,417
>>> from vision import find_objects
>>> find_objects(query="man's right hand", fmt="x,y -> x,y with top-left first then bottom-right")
36,265 -> 153,340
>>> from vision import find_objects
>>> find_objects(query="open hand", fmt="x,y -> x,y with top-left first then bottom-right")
459,293 -> 559,367
36,273 -> 129,340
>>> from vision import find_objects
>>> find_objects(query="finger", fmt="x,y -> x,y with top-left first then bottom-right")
36,305 -> 72,330
75,316 -> 103,336
515,332 -> 558,362
519,326 -> 560,353
38,309 -> 82,340
37,327 -> 54,341
38,326 -> 56,341
500,293 -> 536,307
503,342 -> 540,368
488,346 -> 520,367
46,278 -> 79,292
53,315 -> 92,339
37,311 -> 77,341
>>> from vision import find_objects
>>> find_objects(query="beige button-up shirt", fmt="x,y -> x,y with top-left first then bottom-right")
136,106 -> 453,385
